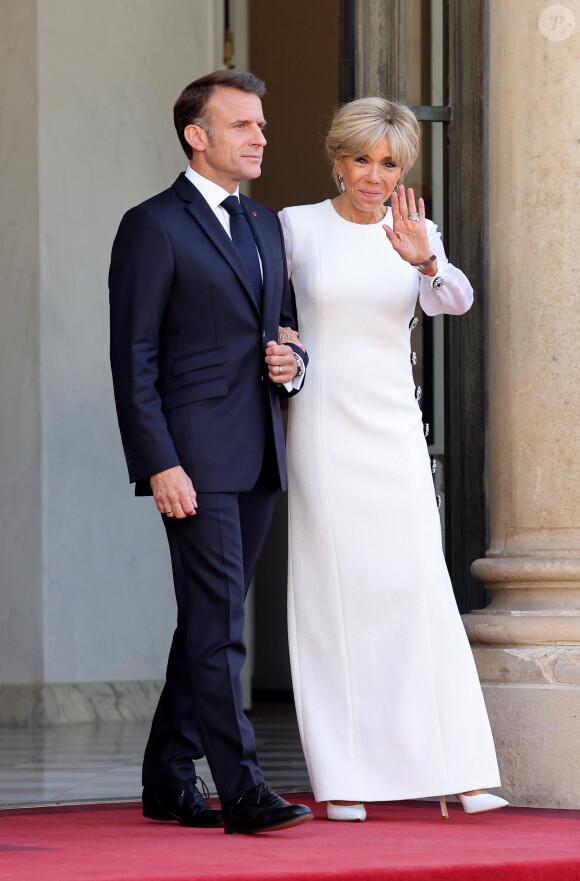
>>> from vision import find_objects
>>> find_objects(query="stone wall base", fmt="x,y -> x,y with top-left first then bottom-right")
477,659 -> 580,808
0,681 -> 163,727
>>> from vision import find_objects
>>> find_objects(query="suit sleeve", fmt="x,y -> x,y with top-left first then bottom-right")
109,206 -> 181,483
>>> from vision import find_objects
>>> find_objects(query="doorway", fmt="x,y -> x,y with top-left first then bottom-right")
243,0 -> 488,696
247,0 -> 343,694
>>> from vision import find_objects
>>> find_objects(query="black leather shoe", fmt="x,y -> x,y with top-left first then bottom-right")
223,783 -> 313,834
142,777 -> 223,827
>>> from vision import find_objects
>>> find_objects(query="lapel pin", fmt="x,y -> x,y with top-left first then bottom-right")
252,211 -> 257,216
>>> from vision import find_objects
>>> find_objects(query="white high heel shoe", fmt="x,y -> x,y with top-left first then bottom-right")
438,792 -> 509,818
327,801 -> 366,822
456,792 -> 509,814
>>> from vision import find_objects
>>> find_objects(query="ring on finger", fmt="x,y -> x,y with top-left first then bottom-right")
408,212 -> 420,222
278,365 -> 283,374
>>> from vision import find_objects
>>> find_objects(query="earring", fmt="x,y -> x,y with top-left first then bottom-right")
338,175 -> 345,192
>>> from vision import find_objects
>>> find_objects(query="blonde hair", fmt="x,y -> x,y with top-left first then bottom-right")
326,98 -> 421,191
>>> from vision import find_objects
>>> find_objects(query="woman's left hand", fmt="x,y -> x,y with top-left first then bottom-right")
278,326 -> 305,352
383,185 -> 431,267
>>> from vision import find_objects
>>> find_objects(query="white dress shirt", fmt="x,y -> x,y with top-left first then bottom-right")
184,165 -> 237,232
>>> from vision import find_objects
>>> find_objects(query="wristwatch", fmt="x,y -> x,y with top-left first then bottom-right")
413,254 -> 437,271
293,352 -> 304,376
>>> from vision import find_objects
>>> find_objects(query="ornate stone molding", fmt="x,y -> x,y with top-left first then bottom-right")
466,556 -> 580,645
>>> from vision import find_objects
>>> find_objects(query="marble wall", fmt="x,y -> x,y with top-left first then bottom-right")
0,0 -> 43,683
0,0 -> 224,694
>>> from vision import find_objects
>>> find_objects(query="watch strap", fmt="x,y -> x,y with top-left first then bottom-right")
413,254 -> 437,271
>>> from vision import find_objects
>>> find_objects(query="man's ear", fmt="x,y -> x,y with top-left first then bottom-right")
184,124 -> 208,154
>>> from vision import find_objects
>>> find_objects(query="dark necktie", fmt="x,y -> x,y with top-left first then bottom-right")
221,195 -> 263,310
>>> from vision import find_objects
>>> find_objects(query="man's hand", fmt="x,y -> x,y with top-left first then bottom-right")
265,341 -> 298,385
150,465 -> 197,519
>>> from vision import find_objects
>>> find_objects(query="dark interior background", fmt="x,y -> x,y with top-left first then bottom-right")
249,0 -> 341,213
248,0 -> 341,692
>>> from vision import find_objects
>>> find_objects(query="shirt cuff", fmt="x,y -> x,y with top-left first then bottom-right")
419,268 -> 447,286
282,353 -> 305,391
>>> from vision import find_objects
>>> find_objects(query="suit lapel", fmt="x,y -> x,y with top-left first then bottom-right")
173,174 -> 260,314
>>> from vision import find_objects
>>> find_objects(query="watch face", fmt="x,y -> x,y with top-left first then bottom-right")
432,276 -> 445,290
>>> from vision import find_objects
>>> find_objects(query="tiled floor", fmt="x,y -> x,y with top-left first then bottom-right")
0,702 -> 310,808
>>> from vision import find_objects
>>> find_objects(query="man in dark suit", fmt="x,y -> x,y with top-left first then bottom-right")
109,70 -> 311,835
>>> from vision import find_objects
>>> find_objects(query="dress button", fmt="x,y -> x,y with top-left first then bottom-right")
262,330 -> 266,338
410,351 -> 417,365
424,422 -> 430,438
409,317 -> 419,331
436,494 -> 442,510
431,457 -> 437,474
415,385 -> 422,401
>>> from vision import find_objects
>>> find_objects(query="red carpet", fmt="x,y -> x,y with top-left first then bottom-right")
1,795 -> 580,881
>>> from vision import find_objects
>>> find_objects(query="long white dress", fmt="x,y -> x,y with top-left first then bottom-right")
280,200 -> 501,803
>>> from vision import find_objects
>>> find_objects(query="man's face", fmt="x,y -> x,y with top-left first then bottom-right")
190,86 -> 267,191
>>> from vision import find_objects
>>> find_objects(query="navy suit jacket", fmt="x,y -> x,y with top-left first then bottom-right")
109,173 -> 306,495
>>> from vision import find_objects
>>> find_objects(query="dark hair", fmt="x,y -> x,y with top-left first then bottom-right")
174,70 -> 266,159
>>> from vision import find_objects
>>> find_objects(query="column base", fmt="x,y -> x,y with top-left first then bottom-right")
467,555 -> 580,644
471,645 -> 580,808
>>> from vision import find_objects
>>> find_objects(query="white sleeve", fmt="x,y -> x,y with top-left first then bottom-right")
277,209 -> 303,391
418,223 -> 474,317
278,208 -> 294,280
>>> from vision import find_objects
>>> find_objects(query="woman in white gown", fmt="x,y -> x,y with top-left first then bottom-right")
279,98 -> 507,822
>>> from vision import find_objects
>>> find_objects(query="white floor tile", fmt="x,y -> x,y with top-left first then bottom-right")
0,703 -> 309,807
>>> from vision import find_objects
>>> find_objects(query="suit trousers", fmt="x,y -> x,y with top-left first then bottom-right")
142,451 -> 278,805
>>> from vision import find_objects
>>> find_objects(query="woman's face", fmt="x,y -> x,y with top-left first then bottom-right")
336,136 -> 402,218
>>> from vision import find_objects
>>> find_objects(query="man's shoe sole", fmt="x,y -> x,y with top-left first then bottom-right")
224,812 -> 313,835
143,807 -> 223,827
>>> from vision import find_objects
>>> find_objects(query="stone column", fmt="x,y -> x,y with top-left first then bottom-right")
463,0 -> 580,808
